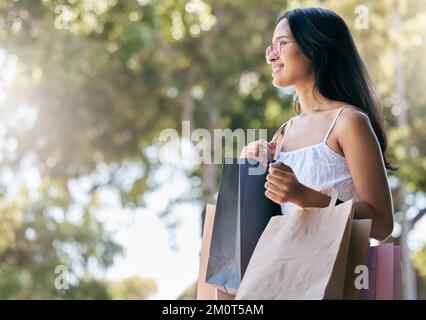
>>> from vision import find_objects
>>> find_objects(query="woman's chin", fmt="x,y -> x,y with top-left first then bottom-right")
272,74 -> 291,88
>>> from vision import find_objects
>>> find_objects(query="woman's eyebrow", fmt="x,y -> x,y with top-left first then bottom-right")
272,35 -> 291,42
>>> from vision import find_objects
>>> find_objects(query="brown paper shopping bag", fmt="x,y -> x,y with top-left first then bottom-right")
343,219 -> 372,299
236,191 -> 354,300
196,204 -> 235,300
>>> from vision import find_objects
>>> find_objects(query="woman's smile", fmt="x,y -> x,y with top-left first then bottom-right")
272,63 -> 285,75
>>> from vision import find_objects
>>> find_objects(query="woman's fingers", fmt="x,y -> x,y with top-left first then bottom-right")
267,141 -> 277,157
269,161 -> 294,173
266,172 -> 287,185
240,139 -> 272,165
265,189 -> 282,204
264,179 -> 282,194
267,169 -> 293,183
239,138 -> 279,162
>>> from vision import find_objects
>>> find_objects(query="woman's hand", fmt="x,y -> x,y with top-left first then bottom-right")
239,139 -> 277,166
264,161 -> 304,205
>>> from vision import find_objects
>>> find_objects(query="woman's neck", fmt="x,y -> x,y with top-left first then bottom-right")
294,80 -> 345,116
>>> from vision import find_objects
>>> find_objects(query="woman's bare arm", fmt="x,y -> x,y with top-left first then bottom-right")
336,108 -> 394,240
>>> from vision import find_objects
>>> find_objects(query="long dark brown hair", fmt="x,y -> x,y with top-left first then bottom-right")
277,8 -> 398,171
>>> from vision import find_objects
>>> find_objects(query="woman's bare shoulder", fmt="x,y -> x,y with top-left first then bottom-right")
336,105 -> 371,133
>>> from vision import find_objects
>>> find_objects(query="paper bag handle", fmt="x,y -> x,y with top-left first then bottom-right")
319,187 -> 339,209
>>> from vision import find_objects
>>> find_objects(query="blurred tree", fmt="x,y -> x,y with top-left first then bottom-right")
413,246 -> 426,299
0,185 -> 122,299
0,0 -> 294,259
413,247 -> 426,278
107,275 -> 157,300
177,281 -> 196,300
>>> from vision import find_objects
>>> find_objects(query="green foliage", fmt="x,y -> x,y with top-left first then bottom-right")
413,244 -> 426,299
0,186 -> 123,299
177,281 -> 196,300
107,275 -> 157,300
413,246 -> 426,278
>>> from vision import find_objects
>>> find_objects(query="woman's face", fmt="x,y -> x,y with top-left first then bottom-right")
268,18 -> 312,88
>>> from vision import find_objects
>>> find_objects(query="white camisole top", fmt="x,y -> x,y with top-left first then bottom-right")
272,105 -> 357,215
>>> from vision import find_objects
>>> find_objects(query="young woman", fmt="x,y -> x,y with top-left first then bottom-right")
240,8 -> 397,241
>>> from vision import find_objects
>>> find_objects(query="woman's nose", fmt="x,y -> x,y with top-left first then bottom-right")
266,51 -> 279,64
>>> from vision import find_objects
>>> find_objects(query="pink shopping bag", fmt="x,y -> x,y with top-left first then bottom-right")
360,243 -> 402,300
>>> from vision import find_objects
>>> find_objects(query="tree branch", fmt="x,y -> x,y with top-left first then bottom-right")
411,207 -> 426,226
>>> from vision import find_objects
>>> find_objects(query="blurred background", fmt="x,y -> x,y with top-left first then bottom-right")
0,0 -> 425,299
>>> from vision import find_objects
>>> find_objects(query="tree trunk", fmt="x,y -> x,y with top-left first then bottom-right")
393,2 -> 417,300
202,95 -> 219,207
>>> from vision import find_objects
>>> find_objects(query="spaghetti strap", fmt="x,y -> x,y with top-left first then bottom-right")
323,105 -> 351,143
270,122 -> 286,143
270,118 -> 292,143
279,118 -> 294,151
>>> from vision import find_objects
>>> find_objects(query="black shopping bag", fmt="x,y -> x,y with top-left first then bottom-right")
205,157 -> 282,294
